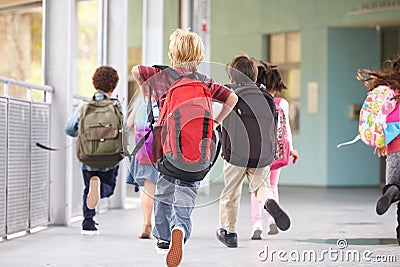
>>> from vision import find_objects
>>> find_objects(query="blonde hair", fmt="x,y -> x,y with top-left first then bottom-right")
168,28 -> 205,72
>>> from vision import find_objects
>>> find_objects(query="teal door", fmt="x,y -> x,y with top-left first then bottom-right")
327,27 -> 380,186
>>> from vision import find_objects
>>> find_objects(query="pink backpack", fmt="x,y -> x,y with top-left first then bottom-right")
270,98 -> 290,170
134,99 -> 158,164
135,126 -> 153,164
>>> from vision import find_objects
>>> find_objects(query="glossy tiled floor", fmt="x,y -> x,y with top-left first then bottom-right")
1,184 -> 399,266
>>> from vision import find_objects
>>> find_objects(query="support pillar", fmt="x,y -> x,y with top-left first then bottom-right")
106,0 -> 129,209
44,0 -> 77,225
142,0 -> 164,65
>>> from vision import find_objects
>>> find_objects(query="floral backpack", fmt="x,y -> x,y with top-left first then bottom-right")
270,98 -> 290,170
337,85 -> 397,148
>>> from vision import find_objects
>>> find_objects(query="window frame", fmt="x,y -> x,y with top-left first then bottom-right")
266,31 -> 302,133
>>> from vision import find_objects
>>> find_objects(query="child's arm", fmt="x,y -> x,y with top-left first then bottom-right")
290,149 -> 299,164
64,102 -> 85,137
214,93 -> 238,127
131,65 -> 144,85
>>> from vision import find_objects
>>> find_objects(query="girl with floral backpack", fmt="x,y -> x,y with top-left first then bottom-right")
357,56 -> 400,246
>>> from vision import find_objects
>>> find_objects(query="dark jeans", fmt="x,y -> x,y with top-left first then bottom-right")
82,166 -> 119,223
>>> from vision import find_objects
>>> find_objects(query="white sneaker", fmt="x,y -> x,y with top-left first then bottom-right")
166,226 -> 185,267
251,222 -> 263,240
81,229 -> 100,236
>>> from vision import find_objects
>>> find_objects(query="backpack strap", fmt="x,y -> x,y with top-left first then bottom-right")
212,139 -> 221,167
146,86 -> 156,126
128,128 -> 153,158
153,65 -> 207,83
199,110 -> 211,163
153,65 -> 181,81
128,86 -> 156,158
224,83 -> 239,90
186,72 -> 207,83
212,126 -> 222,167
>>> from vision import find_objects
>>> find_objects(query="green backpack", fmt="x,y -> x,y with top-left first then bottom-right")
77,91 -> 125,168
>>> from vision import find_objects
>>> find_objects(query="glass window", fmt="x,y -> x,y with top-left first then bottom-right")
77,0 -> 99,97
270,33 -> 285,64
127,0 -> 143,114
268,32 -> 301,133
0,7 -> 42,99
287,32 -> 301,63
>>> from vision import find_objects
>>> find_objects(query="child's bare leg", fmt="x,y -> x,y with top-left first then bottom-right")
139,179 -> 156,238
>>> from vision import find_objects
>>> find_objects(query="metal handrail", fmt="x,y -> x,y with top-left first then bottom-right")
73,94 -> 90,101
0,76 -> 54,93
0,76 -> 54,238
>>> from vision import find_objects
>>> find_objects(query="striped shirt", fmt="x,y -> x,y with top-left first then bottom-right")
138,65 -> 233,109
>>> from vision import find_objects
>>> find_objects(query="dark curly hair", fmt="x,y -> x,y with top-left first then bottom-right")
92,66 -> 119,93
257,60 -> 287,92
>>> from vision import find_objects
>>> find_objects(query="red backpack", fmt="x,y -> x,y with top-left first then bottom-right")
130,66 -> 219,182
152,68 -> 217,181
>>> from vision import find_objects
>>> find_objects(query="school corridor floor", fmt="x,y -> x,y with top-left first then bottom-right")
0,184 -> 399,267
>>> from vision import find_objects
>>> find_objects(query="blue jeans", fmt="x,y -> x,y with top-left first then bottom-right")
82,166 -> 119,224
152,174 -> 200,242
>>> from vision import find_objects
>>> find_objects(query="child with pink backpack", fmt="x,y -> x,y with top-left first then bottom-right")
126,92 -> 159,239
250,61 -> 299,239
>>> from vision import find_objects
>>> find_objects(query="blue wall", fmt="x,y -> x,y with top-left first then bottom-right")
154,0 -> 400,186
205,0 -> 400,187
327,28 -> 380,186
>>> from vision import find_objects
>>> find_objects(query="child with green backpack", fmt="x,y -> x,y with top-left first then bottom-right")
65,66 -> 124,235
